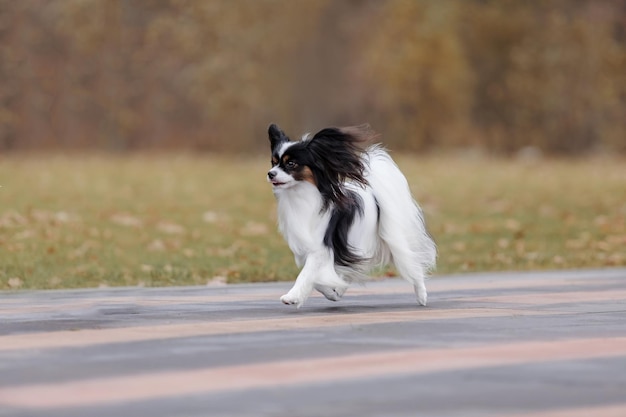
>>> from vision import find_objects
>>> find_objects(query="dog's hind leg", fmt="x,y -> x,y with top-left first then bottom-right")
389,246 -> 428,306
413,279 -> 428,307
366,146 -> 436,306
399,265 -> 428,306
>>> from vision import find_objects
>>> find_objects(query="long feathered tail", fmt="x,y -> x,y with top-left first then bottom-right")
365,146 -> 436,304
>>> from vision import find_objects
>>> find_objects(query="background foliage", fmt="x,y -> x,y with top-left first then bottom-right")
1,0 -> 625,154
2,154 -> 625,289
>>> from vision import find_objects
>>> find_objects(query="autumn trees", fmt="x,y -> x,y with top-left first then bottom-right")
0,0 -> 624,154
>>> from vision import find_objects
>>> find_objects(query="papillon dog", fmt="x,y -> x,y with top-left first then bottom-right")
267,124 -> 436,308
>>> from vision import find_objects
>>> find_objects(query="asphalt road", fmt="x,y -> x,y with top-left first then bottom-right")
1,268 -> 625,417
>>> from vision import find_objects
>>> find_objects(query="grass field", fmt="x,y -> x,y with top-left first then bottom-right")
1,153 -> 625,290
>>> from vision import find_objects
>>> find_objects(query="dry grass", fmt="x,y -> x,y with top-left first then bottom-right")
1,153 -> 625,290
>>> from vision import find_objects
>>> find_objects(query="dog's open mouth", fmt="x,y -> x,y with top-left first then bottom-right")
271,181 -> 286,186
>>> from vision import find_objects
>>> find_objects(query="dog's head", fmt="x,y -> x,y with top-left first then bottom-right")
266,123 -> 372,210
266,124 -> 316,191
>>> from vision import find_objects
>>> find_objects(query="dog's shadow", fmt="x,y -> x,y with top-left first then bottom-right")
281,299 -> 430,315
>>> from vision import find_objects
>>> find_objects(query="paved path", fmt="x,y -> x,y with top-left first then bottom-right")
1,269 -> 625,417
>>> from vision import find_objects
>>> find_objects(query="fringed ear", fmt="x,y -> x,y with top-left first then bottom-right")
268,123 -> 289,151
337,124 -> 380,148
306,125 -> 373,210
308,125 -> 372,186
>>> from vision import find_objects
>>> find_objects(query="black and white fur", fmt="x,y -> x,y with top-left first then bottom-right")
267,124 -> 436,308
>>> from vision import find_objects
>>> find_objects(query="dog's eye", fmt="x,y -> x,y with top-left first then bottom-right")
285,160 -> 297,169
271,158 -> 278,166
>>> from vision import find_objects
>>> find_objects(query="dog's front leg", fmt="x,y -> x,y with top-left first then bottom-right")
281,250 -> 339,308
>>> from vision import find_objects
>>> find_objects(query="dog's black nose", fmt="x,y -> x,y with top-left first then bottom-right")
268,171 -> 276,180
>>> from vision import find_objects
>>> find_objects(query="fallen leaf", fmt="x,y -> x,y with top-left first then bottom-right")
110,213 -> 143,227
207,276 -> 227,286
505,219 -> 521,231
49,276 -> 62,286
157,221 -> 186,235
8,277 -> 23,288
147,239 -> 166,251
202,211 -> 219,223
240,221 -> 269,236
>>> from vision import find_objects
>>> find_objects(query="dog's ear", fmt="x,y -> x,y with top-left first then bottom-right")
268,124 -> 289,150
337,124 -> 379,148
306,126 -> 370,210
307,127 -> 369,187
309,124 -> 376,153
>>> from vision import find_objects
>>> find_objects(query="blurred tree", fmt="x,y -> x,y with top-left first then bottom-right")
0,0 -> 624,154
360,0 -> 473,150
463,0 -> 626,154
0,0 -> 327,151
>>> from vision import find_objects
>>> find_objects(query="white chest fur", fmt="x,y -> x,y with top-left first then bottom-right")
274,182 -> 330,264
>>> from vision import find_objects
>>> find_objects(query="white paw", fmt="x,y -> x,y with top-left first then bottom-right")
315,285 -> 347,302
280,292 -> 305,308
417,292 -> 428,306
414,284 -> 428,306
324,289 -> 343,302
